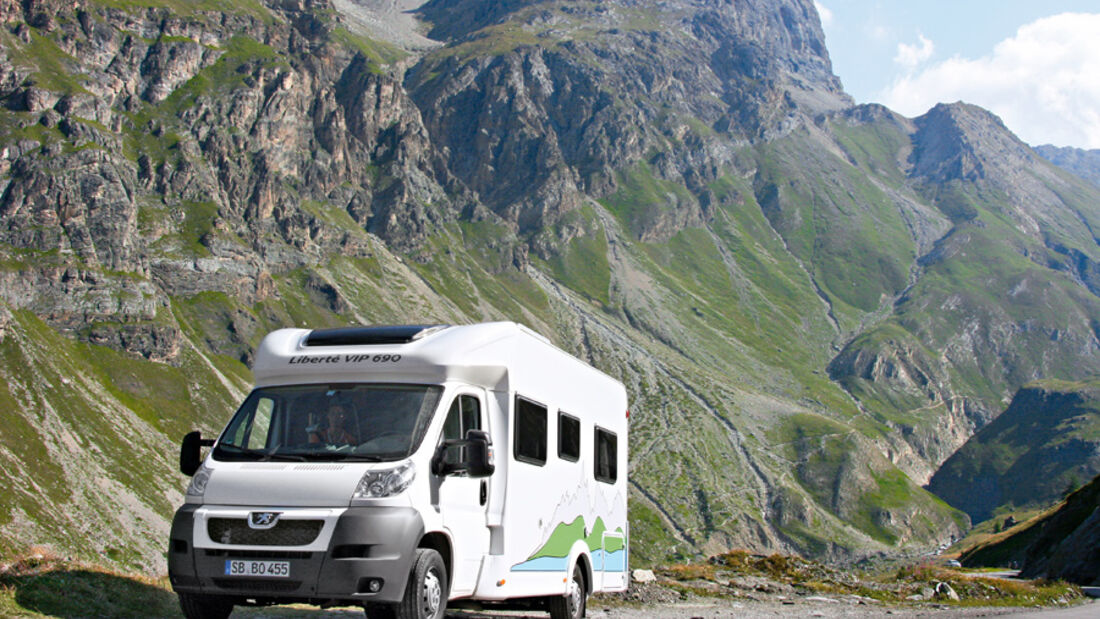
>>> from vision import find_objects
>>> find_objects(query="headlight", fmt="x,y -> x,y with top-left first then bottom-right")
186,463 -> 213,497
353,461 -> 415,499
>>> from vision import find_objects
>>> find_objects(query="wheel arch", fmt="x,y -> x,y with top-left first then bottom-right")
418,531 -> 453,584
571,545 -> 593,596
567,543 -> 594,593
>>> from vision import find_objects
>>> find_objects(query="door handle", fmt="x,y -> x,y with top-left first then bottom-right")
480,480 -> 488,506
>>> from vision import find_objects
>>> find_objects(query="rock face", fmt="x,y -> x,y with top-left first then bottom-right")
406,0 -> 849,242
0,0 -> 1099,572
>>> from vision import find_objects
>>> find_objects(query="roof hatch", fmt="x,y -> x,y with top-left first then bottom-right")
303,325 -> 449,347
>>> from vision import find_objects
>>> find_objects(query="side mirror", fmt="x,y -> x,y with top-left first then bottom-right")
180,431 -> 215,476
431,430 -> 495,478
464,430 -> 495,478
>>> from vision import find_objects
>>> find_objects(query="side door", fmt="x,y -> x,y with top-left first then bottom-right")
436,390 -> 492,596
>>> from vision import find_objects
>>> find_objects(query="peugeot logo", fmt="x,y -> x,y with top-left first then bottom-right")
248,511 -> 282,530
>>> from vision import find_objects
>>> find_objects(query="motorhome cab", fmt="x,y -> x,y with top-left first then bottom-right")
168,323 -> 629,619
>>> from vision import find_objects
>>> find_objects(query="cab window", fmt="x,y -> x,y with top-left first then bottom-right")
443,394 -> 481,441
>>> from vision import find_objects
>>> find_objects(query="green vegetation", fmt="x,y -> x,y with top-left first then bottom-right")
599,161 -> 698,240
535,208 -> 611,305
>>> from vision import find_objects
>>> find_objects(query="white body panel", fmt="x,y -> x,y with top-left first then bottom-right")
195,322 -> 629,603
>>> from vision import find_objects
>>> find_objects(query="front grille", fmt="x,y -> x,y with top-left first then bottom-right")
204,549 -> 313,560
208,518 -> 323,546
212,578 -> 302,593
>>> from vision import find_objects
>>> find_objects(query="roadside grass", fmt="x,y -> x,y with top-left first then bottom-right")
654,550 -> 1083,607
0,548 -> 178,618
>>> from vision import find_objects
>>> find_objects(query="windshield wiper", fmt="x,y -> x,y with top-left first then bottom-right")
214,443 -> 266,460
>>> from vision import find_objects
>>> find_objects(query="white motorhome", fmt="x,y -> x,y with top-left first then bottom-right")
168,322 -> 629,619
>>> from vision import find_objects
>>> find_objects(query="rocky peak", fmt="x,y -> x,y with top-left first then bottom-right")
909,102 -> 1035,184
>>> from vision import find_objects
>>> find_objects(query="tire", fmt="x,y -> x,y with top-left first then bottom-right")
548,563 -> 586,619
395,548 -> 448,619
178,592 -> 234,619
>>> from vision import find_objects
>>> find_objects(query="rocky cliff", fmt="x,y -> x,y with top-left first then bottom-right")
1,0 -> 1099,572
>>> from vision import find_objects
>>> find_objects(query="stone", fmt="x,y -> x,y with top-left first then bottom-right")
631,569 -> 656,583
933,582 -> 959,602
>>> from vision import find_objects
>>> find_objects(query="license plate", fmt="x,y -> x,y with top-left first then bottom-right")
224,560 -> 290,578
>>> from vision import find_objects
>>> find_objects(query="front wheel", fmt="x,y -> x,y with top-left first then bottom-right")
395,548 -> 448,619
178,592 -> 234,619
548,563 -> 586,619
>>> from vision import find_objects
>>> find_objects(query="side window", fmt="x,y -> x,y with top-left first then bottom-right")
514,396 -> 547,466
594,427 -> 618,484
247,398 -> 275,450
442,394 -> 481,441
558,412 -> 580,462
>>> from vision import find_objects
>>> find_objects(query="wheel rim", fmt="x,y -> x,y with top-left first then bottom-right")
423,568 -> 442,617
568,573 -> 583,618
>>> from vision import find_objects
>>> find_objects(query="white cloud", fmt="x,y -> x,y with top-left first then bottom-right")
814,1 -> 833,28
878,13 -> 1100,149
894,33 -> 934,69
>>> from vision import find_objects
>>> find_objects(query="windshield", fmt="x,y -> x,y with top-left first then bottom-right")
213,383 -> 443,462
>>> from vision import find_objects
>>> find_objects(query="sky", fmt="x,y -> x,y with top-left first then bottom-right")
816,1 -> 1100,149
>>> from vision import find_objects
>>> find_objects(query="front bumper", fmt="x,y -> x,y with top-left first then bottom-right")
168,504 -> 423,604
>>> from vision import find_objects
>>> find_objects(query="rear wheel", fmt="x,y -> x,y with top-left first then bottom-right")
178,592 -> 234,619
548,562 -> 586,619
395,548 -> 448,619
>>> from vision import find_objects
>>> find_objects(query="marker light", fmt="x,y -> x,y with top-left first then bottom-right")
353,460 -> 416,499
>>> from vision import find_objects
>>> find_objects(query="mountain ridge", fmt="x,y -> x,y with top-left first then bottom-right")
0,0 -> 1097,572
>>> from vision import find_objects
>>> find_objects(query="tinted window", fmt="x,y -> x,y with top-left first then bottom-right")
443,394 -> 481,441
558,412 -> 580,462
594,427 -> 617,484
514,396 -> 547,466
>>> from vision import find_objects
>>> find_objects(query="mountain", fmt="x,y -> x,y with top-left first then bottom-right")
2,0 -> 1100,572
1035,144 -> 1100,189
961,473 -> 1100,585
927,379 -> 1100,523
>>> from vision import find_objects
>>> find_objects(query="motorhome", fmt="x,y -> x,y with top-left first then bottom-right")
168,322 -> 629,619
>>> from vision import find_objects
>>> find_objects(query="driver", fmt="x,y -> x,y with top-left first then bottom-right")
309,403 -> 358,445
